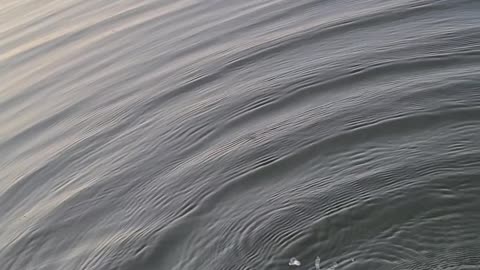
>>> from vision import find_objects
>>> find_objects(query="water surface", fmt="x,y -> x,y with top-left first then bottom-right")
1,0 -> 480,269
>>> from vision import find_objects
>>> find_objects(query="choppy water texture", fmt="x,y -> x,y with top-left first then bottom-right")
1,0 -> 480,269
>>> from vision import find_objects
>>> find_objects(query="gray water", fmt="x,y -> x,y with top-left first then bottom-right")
1,0 -> 480,269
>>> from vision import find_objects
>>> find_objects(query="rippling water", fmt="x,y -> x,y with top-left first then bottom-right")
1,0 -> 480,269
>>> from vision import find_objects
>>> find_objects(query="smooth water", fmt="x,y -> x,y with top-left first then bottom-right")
1,1 -> 480,269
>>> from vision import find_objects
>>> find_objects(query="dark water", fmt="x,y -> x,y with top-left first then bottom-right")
1,0 -> 480,269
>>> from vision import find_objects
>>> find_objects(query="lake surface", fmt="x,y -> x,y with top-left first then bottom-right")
1,0 -> 480,269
